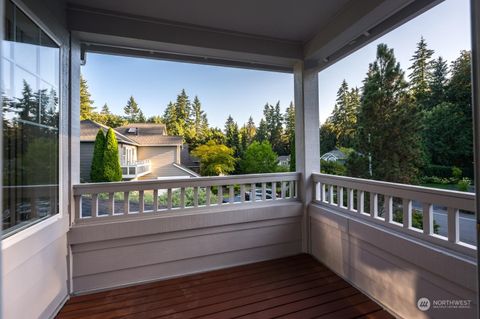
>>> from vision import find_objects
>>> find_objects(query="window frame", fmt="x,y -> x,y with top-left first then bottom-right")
2,0 -> 64,239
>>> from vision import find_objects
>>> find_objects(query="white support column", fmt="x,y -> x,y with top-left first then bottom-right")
470,0 -> 480,313
294,62 -> 320,253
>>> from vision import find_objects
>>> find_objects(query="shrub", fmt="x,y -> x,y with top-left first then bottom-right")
320,160 -> 346,176
103,128 -> 122,182
457,178 -> 471,192
451,166 -> 462,182
90,129 -> 106,182
422,164 -> 452,178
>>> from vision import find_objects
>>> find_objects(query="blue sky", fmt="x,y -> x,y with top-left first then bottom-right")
82,0 -> 470,128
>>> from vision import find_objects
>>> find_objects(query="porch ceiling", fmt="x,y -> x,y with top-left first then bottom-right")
66,0 -> 350,43
66,0 -> 442,71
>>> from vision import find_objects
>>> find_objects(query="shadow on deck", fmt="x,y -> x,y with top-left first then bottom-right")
56,254 -> 394,319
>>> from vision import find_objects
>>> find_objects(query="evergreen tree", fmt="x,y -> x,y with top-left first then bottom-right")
224,115 -> 241,157
124,96 -> 141,122
284,102 -> 296,170
175,89 -> 192,138
137,110 -> 146,123
147,115 -> 163,124
192,96 -> 208,140
244,116 -> 256,144
328,80 -> 359,148
319,121 -> 337,155
408,37 -> 434,106
90,129 -> 106,182
357,43 -> 423,184
17,80 -> 36,122
255,119 -> 268,142
80,75 -> 95,120
262,102 -> 283,153
163,101 -> 180,134
100,103 -> 110,115
427,56 -> 449,109
103,128 -> 122,182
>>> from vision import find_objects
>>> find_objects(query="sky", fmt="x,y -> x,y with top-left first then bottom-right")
82,0 -> 471,129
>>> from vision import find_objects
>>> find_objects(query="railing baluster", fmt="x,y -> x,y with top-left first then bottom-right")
281,182 -> 286,199
240,184 -> 245,203
206,186 -> 211,206
251,183 -> 256,202
447,207 -> 459,243
123,191 -> 129,215
108,192 -> 114,216
153,189 -> 158,213
384,195 -> 392,223
423,203 -> 433,235
74,195 -> 81,221
272,182 -> 277,200
139,191 -> 144,213
357,190 -> 364,214
315,182 -> 321,202
217,186 -> 223,205
403,199 -> 412,228
329,185 -> 334,205
347,188 -> 354,211
194,187 -> 199,208
229,185 -> 235,204
167,189 -> 172,210
180,188 -> 185,209
91,193 -> 98,218
370,193 -> 377,218
339,187 -> 344,207
262,183 -> 267,201
288,181 -> 293,199
322,184 -> 327,203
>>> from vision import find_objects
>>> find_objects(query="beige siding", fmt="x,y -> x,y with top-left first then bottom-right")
69,202 -> 303,293
138,146 -> 187,179
309,204 -> 477,319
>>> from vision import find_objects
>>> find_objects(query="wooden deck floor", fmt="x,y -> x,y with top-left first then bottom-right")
57,254 -> 394,319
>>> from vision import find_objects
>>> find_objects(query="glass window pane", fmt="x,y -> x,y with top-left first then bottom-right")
2,1 -> 60,237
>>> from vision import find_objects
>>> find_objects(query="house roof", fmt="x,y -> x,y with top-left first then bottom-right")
278,155 -> 290,161
114,123 -> 183,146
80,120 -> 138,145
320,148 -> 347,161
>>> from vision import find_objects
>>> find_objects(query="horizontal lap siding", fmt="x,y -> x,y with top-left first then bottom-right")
309,204 -> 477,319
70,204 -> 303,293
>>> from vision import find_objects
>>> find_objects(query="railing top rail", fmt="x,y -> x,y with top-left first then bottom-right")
73,172 -> 301,196
312,173 -> 475,200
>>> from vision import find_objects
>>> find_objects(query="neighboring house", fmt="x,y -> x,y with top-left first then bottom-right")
80,120 -> 199,181
180,144 -> 200,174
278,155 -> 291,167
320,148 -> 348,164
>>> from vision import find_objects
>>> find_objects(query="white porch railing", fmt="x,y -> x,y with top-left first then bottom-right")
312,173 -> 476,257
121,159 -> 151,179
73,172 -> 300,224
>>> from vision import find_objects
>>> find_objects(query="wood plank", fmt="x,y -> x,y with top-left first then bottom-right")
59,259 -> 324,317
60,255 -> 314,309
56,254 -> 389,319
356,309 -> 395,319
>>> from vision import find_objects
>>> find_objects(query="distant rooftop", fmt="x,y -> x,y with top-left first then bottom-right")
115,123 -> 183,146
80,120 -> 138,145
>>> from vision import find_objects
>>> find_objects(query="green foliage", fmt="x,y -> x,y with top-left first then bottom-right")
103,128 -> 122,182
320,160 -> 346,176
356,43 -> 423,184
452,166 -> 462,182
241,141 -> 278,174
319,121 -> 337,156
90,129 -> 106,182
158,188 -> 218,207
124,96 -> 142,122
191,141 -> 236,176
345,152 -> 369,178
393,209 -> 439,234
408,37 -> 434,105
24,138 -> 58,184
327,80 -> 360,148
422,164 -> 452,178
80,75 -> 95,120
457,178 -> 471,192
